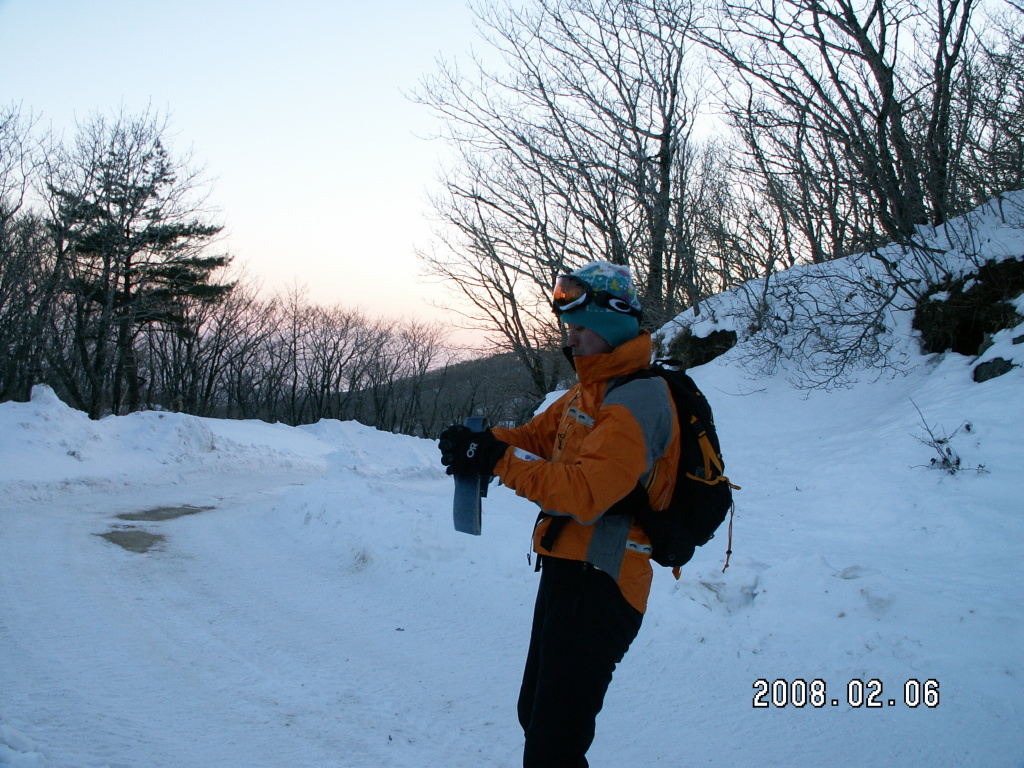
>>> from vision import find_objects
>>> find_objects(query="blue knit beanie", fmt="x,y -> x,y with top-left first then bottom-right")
559,260 -> 641,349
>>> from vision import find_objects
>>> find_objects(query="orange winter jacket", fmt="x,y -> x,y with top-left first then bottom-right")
491,331 -> 680,613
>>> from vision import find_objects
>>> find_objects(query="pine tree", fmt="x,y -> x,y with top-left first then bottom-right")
45,109 -> 232,417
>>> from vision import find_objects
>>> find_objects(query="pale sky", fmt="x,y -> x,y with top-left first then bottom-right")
0,0 -> 479,324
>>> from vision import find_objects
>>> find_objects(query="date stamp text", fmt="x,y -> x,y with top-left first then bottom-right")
752,678 -> 940,709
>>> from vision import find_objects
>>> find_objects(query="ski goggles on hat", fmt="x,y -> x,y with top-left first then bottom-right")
551,274 -> 642,318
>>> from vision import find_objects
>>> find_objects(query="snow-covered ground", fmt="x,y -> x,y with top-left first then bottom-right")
2,199 -> 1023,767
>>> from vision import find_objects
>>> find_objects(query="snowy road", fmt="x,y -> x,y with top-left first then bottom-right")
3,329 -> 1024,768
0,418 -> 534,768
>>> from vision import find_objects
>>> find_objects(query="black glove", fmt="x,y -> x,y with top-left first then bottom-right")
438,424 -> 509,477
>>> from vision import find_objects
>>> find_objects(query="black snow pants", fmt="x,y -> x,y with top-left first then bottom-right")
518,556 -> 644,768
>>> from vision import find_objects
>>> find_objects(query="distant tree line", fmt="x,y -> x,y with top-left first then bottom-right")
417,0 -> 1024,394
1,106 -> 558,433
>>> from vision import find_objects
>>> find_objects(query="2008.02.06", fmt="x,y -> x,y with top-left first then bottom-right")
752,678 -> 940,708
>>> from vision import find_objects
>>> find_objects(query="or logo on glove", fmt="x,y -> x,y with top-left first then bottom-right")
439,425 -> 509,478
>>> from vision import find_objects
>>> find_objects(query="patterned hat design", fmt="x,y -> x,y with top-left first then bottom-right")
559,260 -> 641,349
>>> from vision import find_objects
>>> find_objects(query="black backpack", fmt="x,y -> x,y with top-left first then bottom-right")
608,360 -> 737,573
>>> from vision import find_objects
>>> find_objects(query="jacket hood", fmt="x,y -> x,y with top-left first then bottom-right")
566,330 -> 653,386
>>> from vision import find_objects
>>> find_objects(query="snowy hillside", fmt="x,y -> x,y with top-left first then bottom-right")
1,197 -> 1023,767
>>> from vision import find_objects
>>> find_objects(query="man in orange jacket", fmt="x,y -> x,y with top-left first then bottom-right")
439,261 -> 679,768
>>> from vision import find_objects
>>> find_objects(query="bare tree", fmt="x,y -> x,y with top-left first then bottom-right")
138,271 -> 265,416
218,290 -> 283,420
302,303 -> 366,421
0,106 -> 57,401
956,5 -> 1024,203
696,0 -> 988,247
417,0 -> 720,398
387,319 -> 456,435
681,0 -> 1024,389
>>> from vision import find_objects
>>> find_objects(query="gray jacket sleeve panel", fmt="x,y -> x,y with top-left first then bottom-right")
602,375 -> 674,481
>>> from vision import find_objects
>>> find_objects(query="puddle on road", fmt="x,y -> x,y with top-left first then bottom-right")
98,504 -> 215,552
97,529 -> 166,553
116,504 -> 214,522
